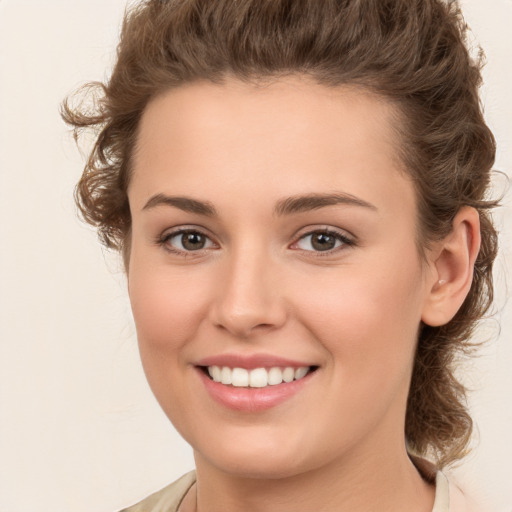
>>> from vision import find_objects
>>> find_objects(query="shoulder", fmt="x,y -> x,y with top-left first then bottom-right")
411,456 -> 487,512
434,471 -> 488,512
119,471 -> 196,512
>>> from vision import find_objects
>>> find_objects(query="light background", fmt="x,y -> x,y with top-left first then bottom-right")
0,1 -> 510,511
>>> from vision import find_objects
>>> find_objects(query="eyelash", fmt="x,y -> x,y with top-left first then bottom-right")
156,228 -> 216,256
292,229 -> 355,256
156,227 -> 355,256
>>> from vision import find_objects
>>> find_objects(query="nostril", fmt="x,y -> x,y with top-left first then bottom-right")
212,316 -> 282,339
208,271 -> 288,337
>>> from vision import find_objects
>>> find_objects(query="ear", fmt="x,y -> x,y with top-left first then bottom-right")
421,207 -> 481,327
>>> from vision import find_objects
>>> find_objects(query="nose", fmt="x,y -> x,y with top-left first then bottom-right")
208,247 -> 288,339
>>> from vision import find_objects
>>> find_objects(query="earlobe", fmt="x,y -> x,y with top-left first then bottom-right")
421,207 -> 481,327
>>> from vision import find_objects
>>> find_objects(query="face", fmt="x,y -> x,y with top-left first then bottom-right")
127,77 -> 436,479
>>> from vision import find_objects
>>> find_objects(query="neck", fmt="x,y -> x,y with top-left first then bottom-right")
191,438 -> 435,512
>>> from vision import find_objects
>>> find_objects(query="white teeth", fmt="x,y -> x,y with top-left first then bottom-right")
295,367 -> 308,380
268,367 -> 283,385
282,367 -> 295,383
206,365 -> 311,387
209,365 -> 221,382
249,368 -> 268,388
221,366 -> 232,385
231,368 -> 249,387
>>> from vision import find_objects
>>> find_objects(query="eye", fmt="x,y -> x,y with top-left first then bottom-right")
160,229 -> 215,252
294,230 -> 352,252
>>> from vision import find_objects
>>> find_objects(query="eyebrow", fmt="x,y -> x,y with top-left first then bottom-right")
143,194 -> 217,216
274,193 -> 378,216
142,192 -> 377,216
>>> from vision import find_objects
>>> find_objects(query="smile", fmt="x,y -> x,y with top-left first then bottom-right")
195,356 -> 319,412
206,365 -> 312,388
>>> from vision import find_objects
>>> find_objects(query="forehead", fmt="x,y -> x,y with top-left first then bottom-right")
135,76 -> 401,161
130,76 -> 413,217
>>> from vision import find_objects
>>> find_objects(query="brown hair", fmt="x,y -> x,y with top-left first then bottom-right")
62,0 -> 498,468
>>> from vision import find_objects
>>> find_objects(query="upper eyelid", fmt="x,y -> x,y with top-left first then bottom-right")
291,226 -> 355,242
288,227 -> 356,253
160,225 -> 216,240
158,226 -> 219,252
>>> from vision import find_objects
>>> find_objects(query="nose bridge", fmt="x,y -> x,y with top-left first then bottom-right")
210,239 -> 286,337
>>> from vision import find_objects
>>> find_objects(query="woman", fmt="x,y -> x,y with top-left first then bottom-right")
62,0 -> 498,510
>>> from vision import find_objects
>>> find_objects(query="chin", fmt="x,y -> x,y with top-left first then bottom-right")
202,451 -> 310,480
190,428 -> 330,481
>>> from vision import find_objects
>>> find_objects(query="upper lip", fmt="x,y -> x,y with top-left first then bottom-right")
194,353 -> 316,370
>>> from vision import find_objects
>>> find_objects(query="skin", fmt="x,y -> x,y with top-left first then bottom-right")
127,76 -> 480,512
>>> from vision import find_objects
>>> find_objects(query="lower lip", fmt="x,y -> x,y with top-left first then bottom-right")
196,368 -> 314,412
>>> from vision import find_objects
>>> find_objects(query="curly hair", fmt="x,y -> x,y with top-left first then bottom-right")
61,0 -> 498,468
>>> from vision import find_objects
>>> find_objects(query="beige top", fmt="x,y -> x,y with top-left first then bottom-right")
120,470 -> 479,512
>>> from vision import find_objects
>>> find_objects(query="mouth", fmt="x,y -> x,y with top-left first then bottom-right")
194,354 -> 319,411
200,365 -> 318,388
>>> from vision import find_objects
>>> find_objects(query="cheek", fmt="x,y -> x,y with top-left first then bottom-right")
292,255 -> 425,375
127,262 -> 210,415
128,261 -> 212,359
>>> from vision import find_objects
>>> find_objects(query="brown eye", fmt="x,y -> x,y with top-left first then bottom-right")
295,230 -> 351,253
164,230 -> 214,252
310,233 -> 337,251
181,232 -> 206,250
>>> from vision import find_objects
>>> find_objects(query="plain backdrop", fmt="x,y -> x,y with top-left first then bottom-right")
0,1 -> 510,511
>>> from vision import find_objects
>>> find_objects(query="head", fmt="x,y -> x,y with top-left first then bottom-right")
62,0 -> 498,469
